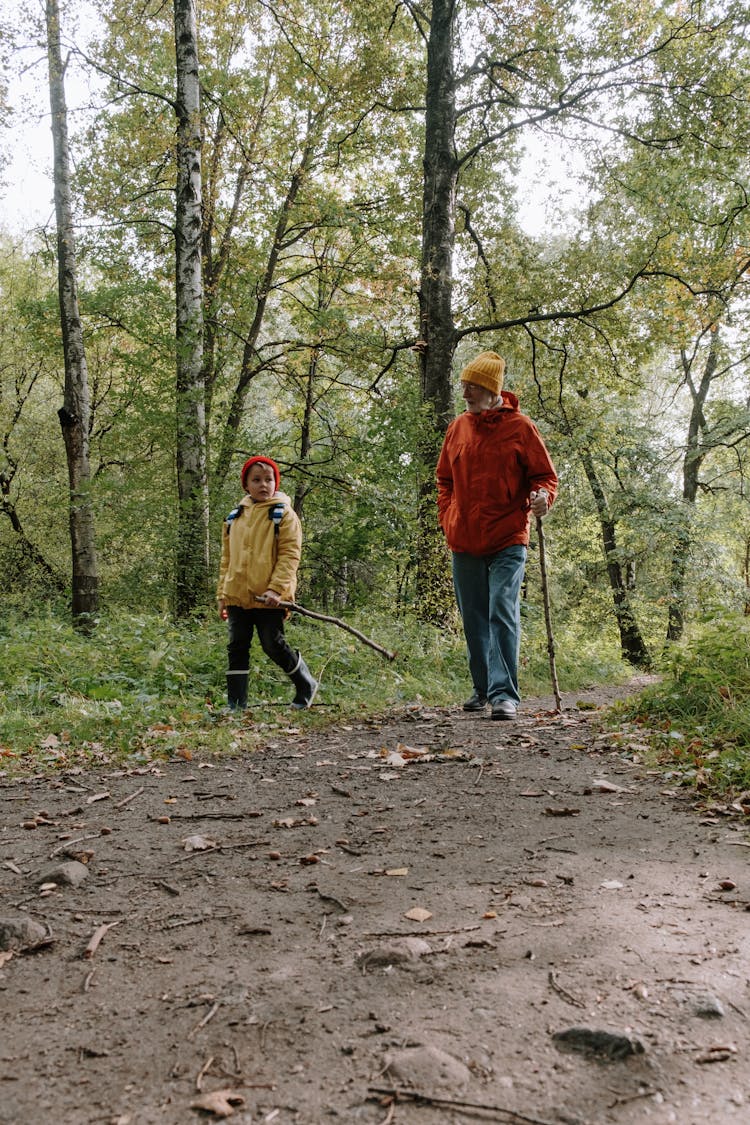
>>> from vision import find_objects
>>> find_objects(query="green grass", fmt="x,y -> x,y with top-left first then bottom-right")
0,606 -> 630,776
605,617 -> 750,800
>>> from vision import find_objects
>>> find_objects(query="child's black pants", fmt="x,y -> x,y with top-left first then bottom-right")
226,606 -> 298,674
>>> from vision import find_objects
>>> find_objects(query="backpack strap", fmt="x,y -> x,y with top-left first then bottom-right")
225,505 -> 242,534
268,502 -> 285,536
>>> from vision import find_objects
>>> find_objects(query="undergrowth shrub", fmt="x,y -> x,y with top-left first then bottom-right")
0,606 -> 631,775
607,617 -> 750,798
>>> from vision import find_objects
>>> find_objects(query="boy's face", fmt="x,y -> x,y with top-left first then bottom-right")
245,464 -> 277,500
462,381 -> 497,413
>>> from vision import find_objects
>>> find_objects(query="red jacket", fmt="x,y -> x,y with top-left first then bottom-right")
436,391 -> 558,555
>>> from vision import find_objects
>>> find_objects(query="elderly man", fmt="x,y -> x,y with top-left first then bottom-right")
437,351 -> 558,720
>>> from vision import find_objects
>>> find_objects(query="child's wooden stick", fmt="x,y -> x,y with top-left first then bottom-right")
258,597 -> 396,661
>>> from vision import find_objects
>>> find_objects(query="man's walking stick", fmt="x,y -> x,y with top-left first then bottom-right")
536,514 -> 562,712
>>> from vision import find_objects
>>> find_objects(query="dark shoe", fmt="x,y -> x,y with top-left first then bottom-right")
226,672 -> 248,711
463,693 -> 488,712
289,652 -> 318,709
491,700 -> 517,721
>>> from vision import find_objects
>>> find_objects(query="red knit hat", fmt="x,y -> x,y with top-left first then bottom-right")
241,456 -> 280,490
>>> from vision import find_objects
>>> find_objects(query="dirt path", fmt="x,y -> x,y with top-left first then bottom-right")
1,685 -> 749,1125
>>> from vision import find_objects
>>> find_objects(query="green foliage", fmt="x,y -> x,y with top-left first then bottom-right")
3,0 -> 750,688
0,605 -> 629,776
607,617 -> 750,797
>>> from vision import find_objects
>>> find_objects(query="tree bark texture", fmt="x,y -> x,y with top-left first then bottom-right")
174,0 -> 209,615
46,0 -> 99,624
419,0 -> 458,428
415,0 -> 459,625
292,347 -> 318,520
211,132 -> 318,499
666,331 -> 718,641
580,451 -> 650,668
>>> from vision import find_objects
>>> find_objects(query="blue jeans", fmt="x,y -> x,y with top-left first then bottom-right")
452,546 -> 527,705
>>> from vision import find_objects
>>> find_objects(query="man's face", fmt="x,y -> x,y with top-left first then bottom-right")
245,464 -> 277,500
462,381 -> 497,413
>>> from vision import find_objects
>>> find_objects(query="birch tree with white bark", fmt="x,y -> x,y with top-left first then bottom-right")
45,0 -> 99,624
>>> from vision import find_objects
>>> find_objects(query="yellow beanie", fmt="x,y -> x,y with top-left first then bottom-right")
459,351 -> 505,396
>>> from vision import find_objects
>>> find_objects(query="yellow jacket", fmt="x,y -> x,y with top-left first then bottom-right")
217,490 -> 301,609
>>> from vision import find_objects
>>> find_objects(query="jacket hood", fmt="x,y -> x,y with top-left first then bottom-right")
239,489 -> 293,510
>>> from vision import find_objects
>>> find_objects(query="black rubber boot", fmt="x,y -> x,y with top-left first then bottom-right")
288,652 -> 318,709
226,672 -> 248,711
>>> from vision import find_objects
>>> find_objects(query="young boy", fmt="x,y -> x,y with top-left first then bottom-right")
216,456 -> 317,710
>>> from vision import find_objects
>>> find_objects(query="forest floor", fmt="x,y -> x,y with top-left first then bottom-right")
1,679 -> 750,1125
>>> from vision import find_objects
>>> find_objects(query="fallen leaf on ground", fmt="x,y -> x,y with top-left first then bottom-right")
368,744 -> 469,769
376,750 -> 407,766
403,907 -> 432,922
385,868 -> 408,877
182,835 -> 217,852
189,1088 -> 245,1117
396,743 -> 430,759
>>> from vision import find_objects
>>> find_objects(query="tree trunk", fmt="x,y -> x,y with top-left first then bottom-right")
210,134 -> 318,499
580,451 -> 650,667
666,331 -> 718,641
45,0 -> 99,625
292,347 -> 317,519
415,0 -> 459,625
174,0 -> 208,615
